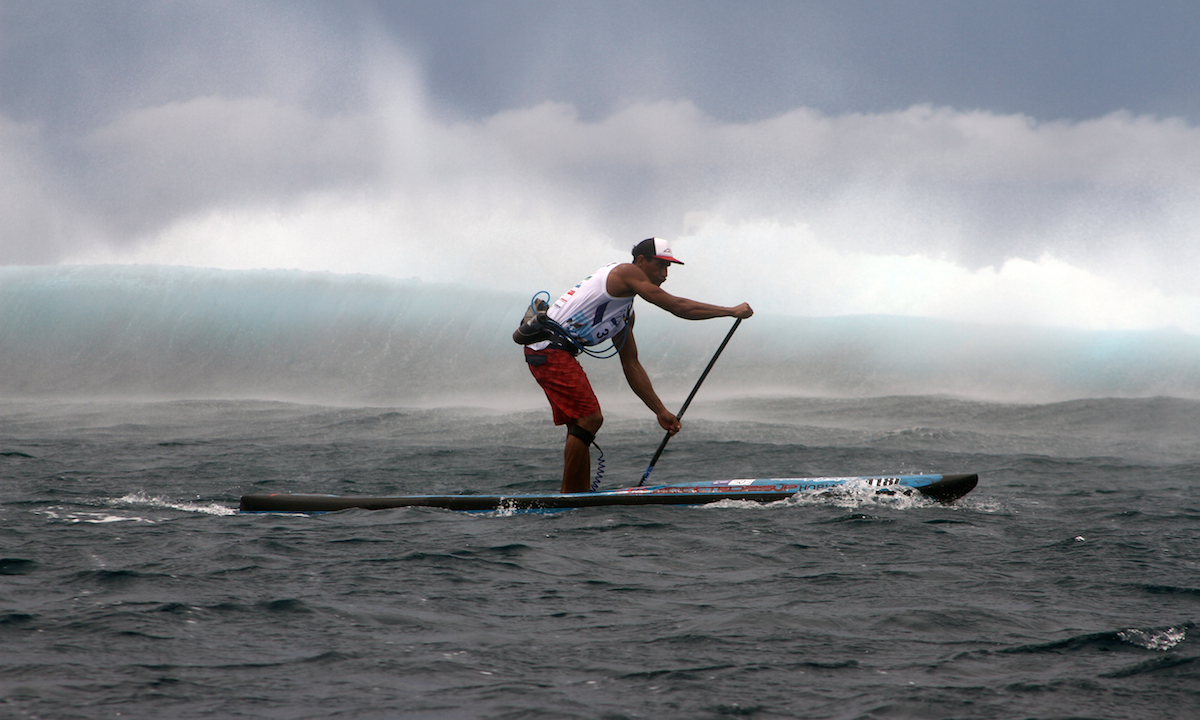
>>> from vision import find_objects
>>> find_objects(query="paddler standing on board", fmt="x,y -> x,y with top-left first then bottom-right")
514,237 -> 753,493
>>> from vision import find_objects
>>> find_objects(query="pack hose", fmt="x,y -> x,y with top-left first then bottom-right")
523,292 -> 627,359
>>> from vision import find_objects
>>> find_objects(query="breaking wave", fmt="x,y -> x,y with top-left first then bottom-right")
3,264 -> 1200,404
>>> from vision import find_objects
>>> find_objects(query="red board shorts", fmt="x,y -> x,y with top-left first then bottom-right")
525,348 -> 601,425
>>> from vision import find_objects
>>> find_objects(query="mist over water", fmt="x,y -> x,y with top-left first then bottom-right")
4,264 -> 1199,405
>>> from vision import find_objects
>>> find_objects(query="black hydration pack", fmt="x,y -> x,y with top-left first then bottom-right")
513,296 -> 587,356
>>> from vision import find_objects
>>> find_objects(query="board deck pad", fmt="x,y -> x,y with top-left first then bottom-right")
240,473 -> 978,513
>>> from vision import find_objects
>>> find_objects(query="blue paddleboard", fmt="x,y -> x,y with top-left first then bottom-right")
239,473 -> 978,512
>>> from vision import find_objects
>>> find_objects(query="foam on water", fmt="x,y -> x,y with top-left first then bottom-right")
37,507 -> 154,524
112,492 -> 238,516
697,480 -> 938,511
1119,627 -> 1188,651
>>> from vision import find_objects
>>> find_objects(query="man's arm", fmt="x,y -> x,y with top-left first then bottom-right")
607,263 -> 753,320
616,315 -> 681,435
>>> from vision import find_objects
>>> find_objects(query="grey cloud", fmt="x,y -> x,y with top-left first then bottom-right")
3,0 -> 1200,271
77,97 -> 384,239
0,2 -> 364,131
362,0 -> 1200,123
6,1 -> 1200,131
0,118 -> 83,264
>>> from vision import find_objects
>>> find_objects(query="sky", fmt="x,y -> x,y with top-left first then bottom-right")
3,0 -> 1200,332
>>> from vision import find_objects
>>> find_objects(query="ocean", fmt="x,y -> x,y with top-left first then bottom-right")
2,266 -> 1199,719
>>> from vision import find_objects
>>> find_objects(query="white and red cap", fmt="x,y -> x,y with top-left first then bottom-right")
632,237 -> 684,265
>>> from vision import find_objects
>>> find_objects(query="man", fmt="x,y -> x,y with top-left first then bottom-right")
522,237 -> 753,493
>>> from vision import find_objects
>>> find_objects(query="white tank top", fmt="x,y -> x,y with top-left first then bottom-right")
531,263 -> 634,351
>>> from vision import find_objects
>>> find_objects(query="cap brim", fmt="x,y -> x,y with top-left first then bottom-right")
656,255 -> 684,265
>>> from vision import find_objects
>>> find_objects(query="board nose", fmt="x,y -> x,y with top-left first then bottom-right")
916,473 -> 979,502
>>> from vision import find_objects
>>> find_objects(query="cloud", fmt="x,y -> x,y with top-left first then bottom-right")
675,218 -> 1200,334
34,90 -> 1198,336
4,14 -> 1200,335
0,116 -> 89,263
78,96 -> 383,236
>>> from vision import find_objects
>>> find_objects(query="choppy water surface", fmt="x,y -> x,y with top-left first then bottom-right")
2,396 -> 1198,719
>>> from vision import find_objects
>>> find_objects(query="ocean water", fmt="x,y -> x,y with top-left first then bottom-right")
2,265 -> 1199,718
2,396 -> 1198,720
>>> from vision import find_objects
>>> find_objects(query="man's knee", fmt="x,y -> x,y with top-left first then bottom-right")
568,413 -> 603,445
576,412 -> 603,434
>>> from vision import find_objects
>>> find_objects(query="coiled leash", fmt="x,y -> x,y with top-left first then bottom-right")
568,424 -> 605,492
591,444 -> 605,492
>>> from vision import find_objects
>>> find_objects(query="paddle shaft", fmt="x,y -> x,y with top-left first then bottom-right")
639,317 -> 742,485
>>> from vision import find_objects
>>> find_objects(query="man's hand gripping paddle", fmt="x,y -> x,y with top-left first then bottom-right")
639,318 -> 742,486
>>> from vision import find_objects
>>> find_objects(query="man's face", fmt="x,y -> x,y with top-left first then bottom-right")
640,257 -> 671,286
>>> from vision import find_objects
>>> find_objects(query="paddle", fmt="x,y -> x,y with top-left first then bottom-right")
639,317 -> 742,486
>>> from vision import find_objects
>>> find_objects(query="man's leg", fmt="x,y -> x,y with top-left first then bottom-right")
526,348 -> 603,492
562,412 -> 603,493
